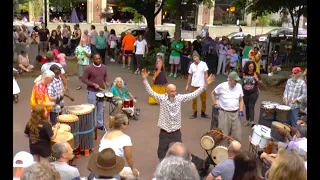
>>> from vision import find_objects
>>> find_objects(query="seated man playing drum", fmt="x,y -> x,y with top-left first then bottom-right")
109,77 -> 140,117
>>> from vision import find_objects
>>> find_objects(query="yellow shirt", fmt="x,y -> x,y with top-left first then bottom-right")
249,50 -> 261,73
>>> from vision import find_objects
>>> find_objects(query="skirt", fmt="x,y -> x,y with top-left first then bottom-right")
13,79 -> 20,94
148,82 -> 167,105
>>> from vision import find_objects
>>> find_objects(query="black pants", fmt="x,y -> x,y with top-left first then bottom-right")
207,54 -> 218,75
158,129 -> 182,161
243,92 -> 259,122
90,44 -> 97,54
135,54 -> 144,70
97,48 -> 106,64
181,56 -> 190,76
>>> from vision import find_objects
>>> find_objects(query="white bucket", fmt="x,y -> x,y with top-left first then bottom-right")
251,125 -> 271,148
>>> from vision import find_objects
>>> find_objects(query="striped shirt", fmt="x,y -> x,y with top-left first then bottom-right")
47,77 -> 64,113
143,79 -> 206,132
284,78 -> 307,109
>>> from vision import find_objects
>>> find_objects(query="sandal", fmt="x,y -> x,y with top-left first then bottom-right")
13,95 -> 19,103
76,86 -> 82,90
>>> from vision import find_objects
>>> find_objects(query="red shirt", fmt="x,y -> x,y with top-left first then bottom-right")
41,58 -> 48,63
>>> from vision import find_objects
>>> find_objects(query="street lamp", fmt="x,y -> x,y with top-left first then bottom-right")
44,0 -> 48,26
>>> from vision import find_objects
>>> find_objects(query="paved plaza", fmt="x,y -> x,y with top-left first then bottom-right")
13,63 -> 281,179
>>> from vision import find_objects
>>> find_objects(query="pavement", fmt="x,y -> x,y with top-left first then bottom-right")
13,62 -> 281,179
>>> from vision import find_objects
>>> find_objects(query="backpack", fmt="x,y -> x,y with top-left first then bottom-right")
191,154 -> 210,178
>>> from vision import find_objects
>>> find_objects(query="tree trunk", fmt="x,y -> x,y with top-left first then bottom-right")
146,14 -> 156,47
289,8 -> 301,52
174,0 -> 182,40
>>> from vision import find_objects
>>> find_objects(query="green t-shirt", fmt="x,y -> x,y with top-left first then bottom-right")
96,35 -> 107,50
170,41 -> 184,56
110,86 -> 129,100
75,45 -> 91,65
242,46 -> 253,59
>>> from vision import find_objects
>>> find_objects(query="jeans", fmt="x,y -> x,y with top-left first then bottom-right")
217,54 -> 227,74
243,92 -> 259,122
289,108 -> 299,128
87,90 -> 105,127
50,112 -> 59,125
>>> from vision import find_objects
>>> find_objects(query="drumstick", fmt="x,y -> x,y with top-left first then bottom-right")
64,93 -> 75,101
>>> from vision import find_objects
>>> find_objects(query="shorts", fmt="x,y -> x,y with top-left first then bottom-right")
169,56 -> 180,65
39,41 -> 48,50
123,50 -> 133,56
77,64 -> 88,77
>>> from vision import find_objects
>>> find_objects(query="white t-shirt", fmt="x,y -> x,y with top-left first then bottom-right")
90,30 -> 98,45
41,62 -> 66,74
188,61 -> 209,87
214,82 -> 244,111
134,40 -> 147,55
98,134 -> 132,157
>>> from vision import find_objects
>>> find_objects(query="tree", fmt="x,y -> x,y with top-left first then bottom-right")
256,14 -> 271,34
165,0 -> 213,39
118,0 -> 165,45
49,0 -> 77,11
238,0 -> 307,51
121,7 -> 144,24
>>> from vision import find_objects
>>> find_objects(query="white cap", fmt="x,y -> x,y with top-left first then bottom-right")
13,151 -> 34,168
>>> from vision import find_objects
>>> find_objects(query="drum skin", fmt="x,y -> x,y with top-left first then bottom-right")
271,121 -> 290,142
211,146 -> 228,165
58,123 -> 71,133
51,132 -> 75,149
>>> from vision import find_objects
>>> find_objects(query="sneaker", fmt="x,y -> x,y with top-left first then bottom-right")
110,58 -> 115,62
128,67 -> 130,70
136,108 -> 140,116
121,65 -> 126,68
134,70 -> 139,75
173,73 -> 177,78
169,73 -> 173,77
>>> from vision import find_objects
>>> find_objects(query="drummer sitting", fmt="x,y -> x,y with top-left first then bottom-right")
110,77 -> 140,117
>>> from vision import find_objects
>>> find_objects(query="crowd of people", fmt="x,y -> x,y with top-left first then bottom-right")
13,22 -> 307,180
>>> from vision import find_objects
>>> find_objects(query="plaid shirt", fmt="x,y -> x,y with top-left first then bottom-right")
284,78 -> 307,109
47,77 -> 64,113
143,79 -> 206,132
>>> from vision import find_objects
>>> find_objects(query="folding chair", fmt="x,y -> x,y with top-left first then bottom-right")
107,82 -> 127,115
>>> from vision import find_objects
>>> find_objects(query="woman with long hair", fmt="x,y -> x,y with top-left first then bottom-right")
108,29 -> 118,62
233,151 -> 261,180
249,47 -> 262,73
98,114 -> 139,179
267,148 -> 306,180
24,105 -> 60,163
49,30 -> 59,50
180,41 -> 192,79
242,61 -> 262,126
148,53 -> 168,105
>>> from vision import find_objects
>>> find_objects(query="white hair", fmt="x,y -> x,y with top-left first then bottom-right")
113,77 -> 125,87
34,70 -> 55,83
155,156 -> 200,180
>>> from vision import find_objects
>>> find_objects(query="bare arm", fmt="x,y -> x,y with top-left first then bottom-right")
239,96 -> 244,112
186,74 -> 192,87
123,146 -> 135,171
211,90 -> 217,105
50,127 -> 59,140
145,44 -> 149,54
181,86 -> 207,102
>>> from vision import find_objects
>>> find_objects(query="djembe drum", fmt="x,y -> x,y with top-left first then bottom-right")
57,114 -> 79,150
275,105 -> 291,124
200,129 -> 224,150
66,105 -> 94,156
58,123 -> 71,133
258,101 -> 279,128
51,132 -> 75,149
81,104 -> 97,140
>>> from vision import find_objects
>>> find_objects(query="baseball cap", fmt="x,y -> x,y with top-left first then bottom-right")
157,52 -> 164,60
13,151 -> 34,168
292,67 -> 302,73
228,71 -> 241,81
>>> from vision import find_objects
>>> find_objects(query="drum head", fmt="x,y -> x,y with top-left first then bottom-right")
96,93 -> 104,97
276,105 -> 291,111
105,92 -> 113,97
58,114 -> 79,123
81,104 -> 95,110
119,167 -> 139,179
52,132 -> 73,143
66,105 -> 93,115
58,123 -> 71,133
263,105 -> 275,109
272,121 -> 290,131
200,135 -> 215,150
211,146 -> 228,165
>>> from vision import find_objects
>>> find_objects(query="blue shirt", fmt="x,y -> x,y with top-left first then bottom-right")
96,35 -> 107,50
110,86 -> 129,100
271,57 -> 281,66
209,41 -> 218,55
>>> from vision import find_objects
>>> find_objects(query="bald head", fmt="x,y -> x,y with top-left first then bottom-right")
228,141 -> 242,157
166,142 -> 191,161
166,84 -> 177,97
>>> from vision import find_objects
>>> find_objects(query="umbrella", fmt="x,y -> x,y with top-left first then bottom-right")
70,8 -> 79,23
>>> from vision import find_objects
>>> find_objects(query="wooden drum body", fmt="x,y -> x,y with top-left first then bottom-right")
211,146 -> 228,165
57,114 -> 79,149
200,130 -> 223,150
66,105 -> 94,152
275,105 -> 291,123
271,121 -> 290,142
258,101 -> 278,128
51,132 -> 75,149
58,123 -> 71,133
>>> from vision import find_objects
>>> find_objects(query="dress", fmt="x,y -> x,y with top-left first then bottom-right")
30,81 -> 52,112
24,120 -> 53,157
148,61 -> 168,104
249,50 -> 261,73
13,78 -> 20,95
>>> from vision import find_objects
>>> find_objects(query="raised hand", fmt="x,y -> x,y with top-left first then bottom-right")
206,74 -> 215,85
141,68 -> 150,79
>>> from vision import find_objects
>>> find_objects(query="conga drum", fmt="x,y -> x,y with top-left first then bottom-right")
275,105 -> 291,124
105,92 -> 114,102
58,123 -> 71,133
258,101 -> 278,128
51,132 -> 75,149
66,105 -> 94,156
200,129 -> 224,150
81,104 -> 96,140
57,114 -> 79,149
271,121 -> 290,142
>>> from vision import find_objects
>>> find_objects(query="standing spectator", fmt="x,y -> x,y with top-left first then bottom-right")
75,38 -> 92,90
207,37 -> 219,75
89,25 -> 98,53
38,22 -> 50,57
192,36 -> 202,55
104,26 -> 110,59
249,47 -> 261,74
180,41 -> 192,79
108,29 -> 118,62
217,39 -> 228,75
121,31 -> 136,70
82,30 -> 90,46
169,36 -> 184,78
133,34 -> 148,75
96,30 -> 107,64
242,61 -> 262,126
49,30 -> 59,50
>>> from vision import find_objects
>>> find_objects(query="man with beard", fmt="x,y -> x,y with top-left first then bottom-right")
82,53 -> 109,131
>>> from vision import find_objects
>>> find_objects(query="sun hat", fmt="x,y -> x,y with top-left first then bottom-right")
88,148 -> 125,177
13,151 -> 34,168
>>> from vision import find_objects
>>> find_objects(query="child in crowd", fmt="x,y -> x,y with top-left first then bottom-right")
52,49 -> 67,69
36,55 -> 47,66
229,47 -> 238,74
13,68 -> 20,103
225,44 -> 233,74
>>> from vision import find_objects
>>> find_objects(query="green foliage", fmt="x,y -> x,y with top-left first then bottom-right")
256,14 -> 271,27
269,19 -> 282,27
212,21 -> 223,26
239,21 -> 247,26
121,7 -> 144,23
49,0 -> 76,10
